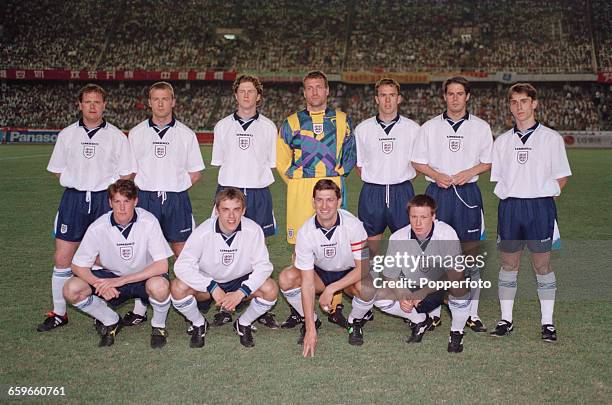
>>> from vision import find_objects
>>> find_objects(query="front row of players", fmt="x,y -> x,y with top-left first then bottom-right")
62,178 -> 472,354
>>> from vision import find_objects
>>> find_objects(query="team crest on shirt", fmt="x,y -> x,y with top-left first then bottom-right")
238,136 -> 250,150
313,123 -> 324,135
154,145 -> 166,158
222,252 -> 234,266
60,224 -> 68,234
449,139 -> 461,152
323,246 -> 336,258
381,140 -> 393,154
119,246 -> 133,260
83,145 -> 96,159
517,151 -> 529,164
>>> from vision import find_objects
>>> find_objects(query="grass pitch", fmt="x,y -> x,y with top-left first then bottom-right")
0,145 -> 610,404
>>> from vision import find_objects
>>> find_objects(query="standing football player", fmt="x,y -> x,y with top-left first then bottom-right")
355,77 -> 420,255
412,76 -> 493,332
126,81 -> 205,326
277,70 -> 357,330
490,83 -> 571,342
39,84 -> 135,332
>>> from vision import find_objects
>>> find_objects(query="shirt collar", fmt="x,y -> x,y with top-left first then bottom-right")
233,111 -> 260,122
513,121 -> 540,135
78,118 -> 107,129
376,114 -> 400,125
215,218 -> 242,234
315,212 -> 341,230
442,111 -> 470,122
110,210 -> 138,228
148,116 -> 177,128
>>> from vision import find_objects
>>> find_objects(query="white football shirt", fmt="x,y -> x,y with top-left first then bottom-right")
72,207 -> 173,276
356,115 -> 420,184
295,209 -> 368,272
491,123 -> 572,199
129,118 -> 205,192
173,216 -> 273,294
47,119 -> 135,191
412,113 -> 493,182
212,112 -> 277,188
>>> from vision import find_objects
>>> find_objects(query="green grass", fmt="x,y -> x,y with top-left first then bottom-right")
0,145 -> 610,404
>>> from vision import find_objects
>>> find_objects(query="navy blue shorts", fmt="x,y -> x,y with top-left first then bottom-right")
216,185 -> 276,237
497,197 -> 558,253
55,188 -> 110,242
90,270 -> 169,307
137,190 -> 194,242
358,180 -> 415,237
197,273 -> 252,311
415,289 -> 445,314
425,182 -> 484,241
314,266 -> 352,287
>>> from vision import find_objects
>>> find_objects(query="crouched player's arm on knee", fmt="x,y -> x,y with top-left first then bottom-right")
117,259 -> 169,286
71,264 -> 100,286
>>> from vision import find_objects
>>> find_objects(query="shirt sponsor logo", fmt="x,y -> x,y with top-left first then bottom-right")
222,252 -> 234,266
517,150 -> 528,164
382,140 -> 393,154
119,246 -> 133,260
83,145 -> 96,159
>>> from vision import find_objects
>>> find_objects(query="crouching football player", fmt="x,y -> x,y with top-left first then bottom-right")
373,194 -> 472,353
171,187 -> 278,348
279,179 -> 373,357
63,180 -> 173,348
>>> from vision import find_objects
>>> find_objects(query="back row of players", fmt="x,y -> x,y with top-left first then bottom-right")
38,72 -> 571,356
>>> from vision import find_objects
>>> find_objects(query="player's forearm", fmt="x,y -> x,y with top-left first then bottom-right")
355,166 -> 362,178
470,162 -> 492,176
120,259 -> 168,285
53,172 -> 61,180
328,266 -> 362,294
412,163 -> 442,180
557,177 -> 568,192
71,264 -> 99,285
188,171 -> 202,186
301,272 -> 317,328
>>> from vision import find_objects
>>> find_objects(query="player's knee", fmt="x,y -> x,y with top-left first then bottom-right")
170,278 -> 191,299
258,278 -> 279,300
63,278 -> 89,304
531,260 -> 552,275
279,266 -> 300,290
146,276 -> 170,300
53,251 -> 72,268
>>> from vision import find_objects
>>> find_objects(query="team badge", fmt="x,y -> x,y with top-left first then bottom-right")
288,228 -> 294,239
313,123 -> 324,135
222,253 -> 234,266
382,140 -> 393,154
155,145 -> 166,158
60,224 -> 68,234
449,139 -> 461,152
323,246 -> 336,258
238,136 -> 250,150
119,246 -> 133,261
517,151 -> 528,164
83,145 -> 95,159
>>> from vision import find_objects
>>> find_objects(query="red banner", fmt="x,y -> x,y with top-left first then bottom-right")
0,69 -> 237,82
597,72 -> 612,84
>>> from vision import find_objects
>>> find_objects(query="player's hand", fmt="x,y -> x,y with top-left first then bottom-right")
318,288 -> 335,312
99,287 -> 120,301
434,173 -> 453,189
211,287 -> 226,307
451,169 -> 474,186
219,290 -> 245,312
302,328 -> 317,358
399,299 -> 422,313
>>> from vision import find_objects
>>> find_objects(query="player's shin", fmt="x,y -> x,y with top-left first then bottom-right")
149,296 -> 171,328
348,296 -> 375,323
74,295 -> 120,326
536,272 -> 556,325
282,287 -> 305,317
52,267 -> 73,316
448,293 -> 470,332
374,300 -> 426,323
239,298 -> 277,326
171,295 -> 206,326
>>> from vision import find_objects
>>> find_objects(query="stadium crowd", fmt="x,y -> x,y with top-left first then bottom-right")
1,81 -> 609,133
1,0 -> 610,73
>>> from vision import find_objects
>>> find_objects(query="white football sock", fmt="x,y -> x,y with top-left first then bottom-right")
149,296 -> 171,328
536,272 -> 556,325
74,295 -> 119,326
171,295 -> 205,327
239,298 -> 276,326
52,267 -> 72,316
